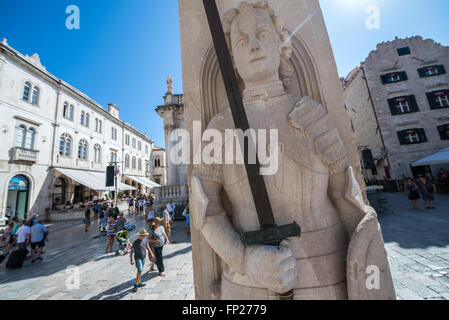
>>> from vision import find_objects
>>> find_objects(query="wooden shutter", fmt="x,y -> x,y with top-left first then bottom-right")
417,67 -> 426,78
399,71 -> 408,81
427,92 -> 437,109
380,74 -> 388,84
407,95 -> 420,112
437,125 -> 449,140
417,129 -> 427,143
437,65 -> 447,75
397,131 -> 408,145
388,98 -> 399,115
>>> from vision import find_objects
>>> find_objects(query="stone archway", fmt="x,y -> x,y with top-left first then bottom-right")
6,175 -> 30,220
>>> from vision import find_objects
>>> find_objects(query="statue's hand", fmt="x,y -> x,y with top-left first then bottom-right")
245,241 -> 297,293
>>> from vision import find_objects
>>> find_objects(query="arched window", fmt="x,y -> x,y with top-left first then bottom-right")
110,152 -> 117,163
31,86 -> 40,105
93,144 -> 101,163
78,139 -> 88,160
132,157 -> 136,169
23,82 -> 31,101
125,154 -> 130,168
154,158 -> 161,167
69,105 -> 74,120
80,111 -> 85,126
16,125 -> 26,148
138,158 -> 142,171
25,128 -> 35,149
59,133 -> 72,156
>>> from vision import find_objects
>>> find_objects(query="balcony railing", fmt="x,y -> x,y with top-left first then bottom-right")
11,147 -> 39,163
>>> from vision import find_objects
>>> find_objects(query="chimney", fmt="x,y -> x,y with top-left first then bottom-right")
108,103 -> 120,119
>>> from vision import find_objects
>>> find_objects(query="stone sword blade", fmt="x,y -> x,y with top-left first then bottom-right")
202,0 -> 276,228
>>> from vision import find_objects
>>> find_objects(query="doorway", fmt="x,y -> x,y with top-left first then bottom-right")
7,175 -> 30,220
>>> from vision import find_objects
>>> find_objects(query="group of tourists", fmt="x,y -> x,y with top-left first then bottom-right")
127,195 -> 154,216
404,175 -> 437,210
1,214 -> 49,267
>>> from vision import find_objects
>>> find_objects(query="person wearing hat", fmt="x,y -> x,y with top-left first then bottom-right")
149,217 -> 170,277
130,229 -> 155,292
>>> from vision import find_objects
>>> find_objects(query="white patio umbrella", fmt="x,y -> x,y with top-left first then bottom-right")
412,147 -> 449,167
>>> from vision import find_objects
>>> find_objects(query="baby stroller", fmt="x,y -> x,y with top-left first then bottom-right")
116,230 -> 131,256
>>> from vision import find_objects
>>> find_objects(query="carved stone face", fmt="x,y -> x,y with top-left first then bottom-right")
230,7 -> 281,85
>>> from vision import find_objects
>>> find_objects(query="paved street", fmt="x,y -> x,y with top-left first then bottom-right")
0,213 -> 194,300
0,193 -> 448,300
379,192 -> 449,300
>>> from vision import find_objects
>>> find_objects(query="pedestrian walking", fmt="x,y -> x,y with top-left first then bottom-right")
416,175 -> 437,209
84,208 -> 91,232
130,229 -> 155,292
117,212 -> 126,231
138,198 -> 144,215
404,178 -> 420,210
167,199 -> 176,221
163,205 -> 175,243
149,217 -> 170,277
146,205 -> 155,228
1,222 -> 14,255
182,203 -> 190,236
15,220 -> 32,251
93,201 -> 100,219
128,196 -> 134,213
30,219 -> 48,263
105,215 -> 117,253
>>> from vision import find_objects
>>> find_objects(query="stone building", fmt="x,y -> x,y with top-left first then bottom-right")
150,146 -> 167,186
343,67 -> 389,182
0,39 -> 156,221
344,36 -> 449,182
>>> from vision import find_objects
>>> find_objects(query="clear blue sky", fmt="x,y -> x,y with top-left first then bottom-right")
1,0 -> 448,148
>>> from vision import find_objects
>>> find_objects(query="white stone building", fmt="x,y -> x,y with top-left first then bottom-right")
344,36 -> 449,182
0,39 -> 156,221
151,146 -> 167,186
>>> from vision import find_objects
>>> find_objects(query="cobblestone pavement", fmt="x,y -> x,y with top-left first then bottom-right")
0,193 -> 448,300
0,212 -> 194,300
379,192 -> 449,300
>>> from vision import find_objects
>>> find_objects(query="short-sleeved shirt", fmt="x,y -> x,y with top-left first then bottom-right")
147,210 -> 155,221
150,226 -> 166,248
163,210 -> 171,223
16,225 -> 31,243
31,223 -> 48,243
12,223 -> 19,235
132,237 -> 149,259
167,203 -> 175,213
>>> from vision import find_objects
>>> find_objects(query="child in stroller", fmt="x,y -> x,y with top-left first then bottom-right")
116,230 -> 131,255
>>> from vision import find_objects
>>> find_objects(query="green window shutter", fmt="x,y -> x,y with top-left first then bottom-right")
407,95 -> 420,112
437,65 -> 446,75
388,98 -> 399,115
417,67 -> 426,78
399,71 -> 408,81
380,74 -> 388,84
417,129 -> 427,143
427,92 -> 437,109
397,131 -> 407,145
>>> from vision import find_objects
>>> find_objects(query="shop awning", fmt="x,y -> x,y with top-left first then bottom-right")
412,147 -> 449,167
55,168 -> 136,192
124,175 -> 161,189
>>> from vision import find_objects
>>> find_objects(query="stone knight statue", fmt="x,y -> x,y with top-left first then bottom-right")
189,1 -> 395,300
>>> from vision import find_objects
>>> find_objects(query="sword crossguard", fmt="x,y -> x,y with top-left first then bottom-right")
240,221 -> 301,247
